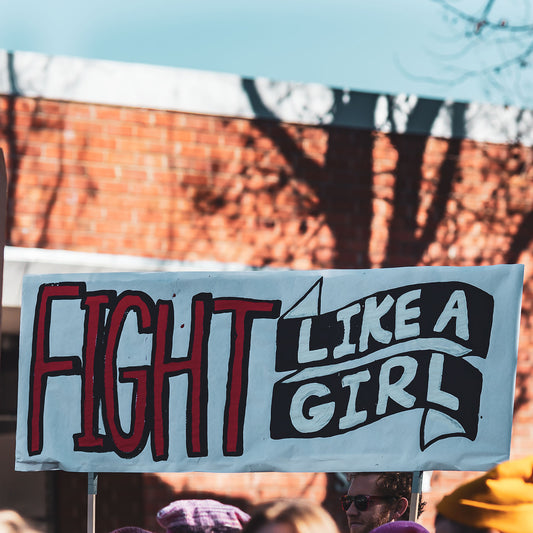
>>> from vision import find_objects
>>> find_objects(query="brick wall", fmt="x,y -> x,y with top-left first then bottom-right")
1,92 -> 532,533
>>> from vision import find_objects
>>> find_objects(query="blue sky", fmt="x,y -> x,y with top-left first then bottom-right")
2,0 -> 533,108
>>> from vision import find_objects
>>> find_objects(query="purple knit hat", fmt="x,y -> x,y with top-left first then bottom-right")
110,528 -> 154,533
157,499 -> 250,533
369,522 -> 429,533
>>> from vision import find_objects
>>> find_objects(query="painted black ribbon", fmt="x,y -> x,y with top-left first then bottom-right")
271,281 -> 493,450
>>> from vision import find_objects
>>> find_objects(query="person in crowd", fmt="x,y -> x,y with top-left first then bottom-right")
369,521 -> 429,533
435,455 -> 533,533
0,510 -> 42,533
111,526 -> 152,533
157,499 -> 250,533
342,472 -> 425,533
242,498 -> 339,533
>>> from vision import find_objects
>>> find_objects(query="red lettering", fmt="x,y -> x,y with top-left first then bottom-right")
214,298 -> 280,456
74,292 -> 111,450
103,293 -> 152,457
29,283 -> 82,455
27,282 -> 281,463
152,295 -> 211,459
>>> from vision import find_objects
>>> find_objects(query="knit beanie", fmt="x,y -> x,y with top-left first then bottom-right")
369,521 -> 429,533
437,455 -> 533,533
110,528 -> 154,533
157,499 -> 250,533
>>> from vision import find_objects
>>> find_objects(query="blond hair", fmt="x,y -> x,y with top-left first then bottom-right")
0,511 -> 42,533
243,499 -> 339,533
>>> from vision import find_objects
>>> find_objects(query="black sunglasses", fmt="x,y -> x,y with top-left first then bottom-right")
340,494 -> 396,512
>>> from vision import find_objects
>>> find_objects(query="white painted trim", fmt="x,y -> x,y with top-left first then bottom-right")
1,50 -> 533,145
2,246 -> 254,311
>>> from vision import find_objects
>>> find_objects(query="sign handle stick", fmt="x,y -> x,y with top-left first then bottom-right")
0,149 -> 7,352
87,472 -> 98,533
409,471 -> 423,522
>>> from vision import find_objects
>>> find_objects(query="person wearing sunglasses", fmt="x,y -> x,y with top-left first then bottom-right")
341,473 -> 425,533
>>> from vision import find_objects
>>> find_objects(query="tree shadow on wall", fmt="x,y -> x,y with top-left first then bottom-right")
238,80 -> 533,270
236,79 -> 470,269
514,369 -> 530,415
382,98 -> 466,266
4,51 -> 97,249
506,202 -> 533,265
239,79 -> 376,268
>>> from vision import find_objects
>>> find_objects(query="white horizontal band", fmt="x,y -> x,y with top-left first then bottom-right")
1,49 -> 532,145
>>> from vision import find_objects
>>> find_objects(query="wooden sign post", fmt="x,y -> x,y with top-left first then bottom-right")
409,471 -> 423,521
87,472 -> 98,533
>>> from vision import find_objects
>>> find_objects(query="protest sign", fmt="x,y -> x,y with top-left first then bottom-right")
16,265 -> 523,473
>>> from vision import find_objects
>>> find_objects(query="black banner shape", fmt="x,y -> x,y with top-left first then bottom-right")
271,281 -> 493,450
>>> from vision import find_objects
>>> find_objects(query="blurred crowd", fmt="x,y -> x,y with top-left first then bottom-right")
1,455 -> 531,533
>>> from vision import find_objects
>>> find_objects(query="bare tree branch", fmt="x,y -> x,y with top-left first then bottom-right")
432,0 -> 533,33
399,0 -> 533,106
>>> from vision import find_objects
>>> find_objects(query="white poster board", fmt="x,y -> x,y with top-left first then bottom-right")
16,265 -> 523,473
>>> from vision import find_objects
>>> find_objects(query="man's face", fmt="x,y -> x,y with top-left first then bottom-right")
345,474 -> 398,533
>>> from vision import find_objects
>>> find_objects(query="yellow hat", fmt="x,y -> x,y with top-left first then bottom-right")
437,456 -> 533,533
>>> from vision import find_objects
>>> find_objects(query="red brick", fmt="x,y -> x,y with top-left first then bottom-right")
3,93 -> 533,528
